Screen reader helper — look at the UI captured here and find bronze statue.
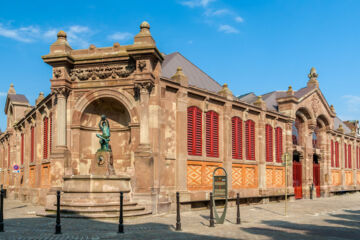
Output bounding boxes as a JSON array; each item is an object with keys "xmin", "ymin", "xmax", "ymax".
[{"xmin": 96, "ymin": 115, "xmax": 111, "ymax": 152}]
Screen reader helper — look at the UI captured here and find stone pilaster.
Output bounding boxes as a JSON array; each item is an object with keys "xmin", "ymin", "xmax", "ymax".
[{"xmin": 258, "ymin": 112, "xmax": 266, "ymax": 194}]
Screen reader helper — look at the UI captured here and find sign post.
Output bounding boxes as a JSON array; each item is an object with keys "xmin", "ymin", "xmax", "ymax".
[
  {"xmin": 282, "ymin": 152, "xmax": 291, "ymax": 216},
  {"xmin": 212, "ymin": 167, "xmax": 228, "ymax": 224}
]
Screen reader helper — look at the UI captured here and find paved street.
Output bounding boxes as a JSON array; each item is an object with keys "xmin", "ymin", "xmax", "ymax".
[{"xmin": 1, "ymin": 193, "xmax": 360, "ymax": 239}]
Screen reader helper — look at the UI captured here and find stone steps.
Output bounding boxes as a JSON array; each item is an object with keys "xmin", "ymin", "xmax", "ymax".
[{"xmin": 41, "ymin": 201, "xmax": 151, "ymax": 219}]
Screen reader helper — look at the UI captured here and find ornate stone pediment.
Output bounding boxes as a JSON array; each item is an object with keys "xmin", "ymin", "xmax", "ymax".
[{"xmin": 69, "ymin": 63, "xmax": 136, "ymax": 81}]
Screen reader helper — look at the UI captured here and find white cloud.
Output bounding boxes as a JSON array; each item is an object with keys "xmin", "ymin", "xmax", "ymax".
[
  {"xmin": 0, "ymin": 24, "xmax": 39, "ymax": 42},
  {"xmin": 218, "ymin": 24, "xmax": 239, "ymax": 34},
  {"xmin": 0, "ymin": 92, "xmax": 7, "ymax": 97},
  {"xmin": 180, "ymin": 0, "xmax": 215, "ymax": 8},
  {"xmin": 343, "ymin": 95, "xmax": 360, "ymax": 113},
  {"xmin": 205, "ymin": 8, "xmax": 231, "ymax": 17},
  {"xmin": 107, "ymin": 32, "xmax": 133, "ymax": 41},
  {"xmin": 235, "ymin": 16, "xmax": 244, "ymax": 23}
]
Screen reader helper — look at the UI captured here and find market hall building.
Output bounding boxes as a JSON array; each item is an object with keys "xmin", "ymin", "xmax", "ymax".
[{"xmin": 0, "ymin": 22, "xmax": 360, "ymax": 217}]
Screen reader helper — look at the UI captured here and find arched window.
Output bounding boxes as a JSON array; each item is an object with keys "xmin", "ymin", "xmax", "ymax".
[
  {"xmin": 348, "ymin": 144, "xmax": 352, "ymax": 169},
  {"xmin": 31, "ymin": 126, "xmax": 35, "ymax": 163},
  {"xmin": 344, "ymin": 143, "xmax": 348, "ymax": 168},
  {"xmin": 187, "ymin": 106, "xmax": 202, "ymax": 156},
  {"xmin": 21, "ymin": 133, "xmax": 24, "ymax": 165},
  {"xmin": 232, "ymin": 117, "xmax": 242, "ymax": 159},
  {"xmin": 275, "ymin": 127, "xmax": 283, "ymax": 163},
  {"xmin": 335, "ymin": 141, "xmax": 339, "ymax": 168},
  {"xmin": 331, "ymin": 140, "xmax": 334, "ymax": 167},
  {"xmin": 292, "ymin": 122, "xmax": 299, "ymax": 145},
  {"xmin": 245, "ymin": 120, "xmax": 255, "ymax": 160},
  {"xmin": 312, "ymin": 132, "xmax": 317, "ymax": 148},
  {"xmin": 206, "ymin": 111, "xmax": 219, "ymax": 157},
  {"xmin": 265, "ymin": 124, "xmax": 273, "ymax": 162},
  {"xmin": 43, "ymin": 117, "xmax": 49, "ymax": 159}
]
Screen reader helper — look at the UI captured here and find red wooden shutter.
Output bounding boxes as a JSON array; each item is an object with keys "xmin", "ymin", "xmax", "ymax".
[
  {"xmin": 275, "ymin": 127, "xmax": 283, "ymax": 163},
  {"xmin": 265, "ymin": 125, "xmax": 273, "ymax": 162},
  {"xmin": 31, "ymin": 126, "xmax": 34, "ymax": 163},
  {"xmin": 348, "ymin": 144, "xmax": 352, "ymax": 169},
  {"xmin": 206, "ymin": 111, "xmax": 219, "ymax": 157},
  {"xmin": 43, "ymin": 117, "xmax": 49, "ymax": 159},
  {"xmin": 331, "ymin": 140, "xmax": 334, "ymax": 167},
  {"xmin": 187, "ymin": 107, "xmax": 202, "ymax": 156},
  {"xmin": 246, "ymin": 120, "xmax": 255, "ymax": 160},
  {"xmin": 344, "ymin": 143, "xmax": 347, "ymax": 168},
  {"xmin": 21, "ymin": 133, "xmax": 24, "ymax": 165},
  {"xmin": 232, "ymin": 117, "xmax": 242, "ymax": 159},
  {"xmin": 8, "ymin": 143, "xmax": 10, "ymax": 168},
  {"xmin": 335, "ymin": 142, "xmax": 339, "ymax": 168},
  {"xmin": 50, "ymin": 113, "xmax": 52, "ymax": 154}
]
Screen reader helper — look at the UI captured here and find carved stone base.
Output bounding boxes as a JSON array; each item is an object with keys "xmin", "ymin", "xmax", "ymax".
[{"xmin": 90, "ymin": 151, "xmax": 115, "ymax": 175}]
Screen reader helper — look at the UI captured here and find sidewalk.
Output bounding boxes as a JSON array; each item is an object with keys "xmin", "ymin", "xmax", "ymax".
[{"xmin": 1, "ymin": 192, "xmax": 360, "ymax": 239}]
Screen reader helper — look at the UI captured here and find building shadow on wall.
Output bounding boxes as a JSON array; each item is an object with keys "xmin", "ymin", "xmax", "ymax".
[
  {"xmin": 0, "ymin": 217, "xmax": 240, "ymax": 240},
  {"xmin": 241, "ymin": 210, "xmax": 360, "ymax": 240}
]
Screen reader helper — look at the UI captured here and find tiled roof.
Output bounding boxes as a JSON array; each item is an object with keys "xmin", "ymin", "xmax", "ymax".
[
  {"xmin": 8, "ymin": 94, "xmax": 29, "ymax": 103},
  {"xmin": 334, "ymin": 117, "xmax": 352, "ymax": 134},
  {"xmin": 162, "ymin": 52, "xmax": 222, "ymax": 93},
  {"xmin": 237, "ymin": 92, "xmax": 258, "ymax": 104}
]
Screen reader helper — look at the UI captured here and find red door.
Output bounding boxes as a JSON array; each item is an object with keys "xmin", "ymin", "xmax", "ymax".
[
  {"xmin": 293, "ymin": 161, "xmax": 302, "ymax": 199},
  {"xmin": 313, "ymin": 163, "xmax": 320, "ymax": 197}
]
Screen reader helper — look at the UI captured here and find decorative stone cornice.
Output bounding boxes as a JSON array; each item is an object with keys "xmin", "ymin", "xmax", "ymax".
[
  {"xmin": 69, "ymin": 63, "xmax": 136, "ymax": 81},
  {"xmin": 53, "ymin": 87, "xmax": 70, "ymax": 98},
  {"xmin": 254, "ymin": 96, "xmax": 266, "ymax": 110}
]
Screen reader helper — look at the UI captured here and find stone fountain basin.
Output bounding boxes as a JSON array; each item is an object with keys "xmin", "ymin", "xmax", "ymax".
[{"xmin": 63, "ymin": 175, "xmax": 131, "ymax": 193}]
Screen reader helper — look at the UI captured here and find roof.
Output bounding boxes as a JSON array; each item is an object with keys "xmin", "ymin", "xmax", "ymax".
[
  {"xmin": 4, "ymin": 94, "xmax": 29, "ymax": 114},
  {"xmin": 237, "ymin": 92, "xmax": 258, "ymax": 104},
  {"xmin": 8, "ymin": 94, "xmax": 29, "ymax": 103},
  {"xmin": 334, "ymin": 116, "xmax": 352, "ymax": 134},
  {"xmin": 161, "ymin": 52, "xmax": 222, "ymax": 93}
]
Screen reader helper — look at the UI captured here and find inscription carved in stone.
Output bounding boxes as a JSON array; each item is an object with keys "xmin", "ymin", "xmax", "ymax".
[{"xmin": 69, "ymin": 63, "xmax": 136, "ymax": 81}]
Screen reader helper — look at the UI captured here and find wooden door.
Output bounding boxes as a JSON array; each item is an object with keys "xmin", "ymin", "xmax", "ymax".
[
  {"xmin": 313, "ymin": 163, "xmax": 320, "ymax": 197},
  {"xmin": 293, "ymin": 161, "xmax": 302, "ymax": 199}
]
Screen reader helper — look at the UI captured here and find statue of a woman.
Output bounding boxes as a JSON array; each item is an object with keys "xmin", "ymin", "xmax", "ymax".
[{"xmin": 96, "ymin": 115, "xmax": 111, "ymax": 151}]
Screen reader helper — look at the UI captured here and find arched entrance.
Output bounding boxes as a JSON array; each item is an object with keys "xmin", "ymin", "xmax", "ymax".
[
  {"xmin": 313, "ymin": 154, "xmax": 320, "ymax": 197},
  {"xmin": 293, "ymin": 150, "xmax": 302, "ymax": 199}
]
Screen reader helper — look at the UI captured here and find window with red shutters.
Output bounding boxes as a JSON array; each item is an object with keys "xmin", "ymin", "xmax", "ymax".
[
  {"xmin": 187, "ymin": 106, "xmax": 202, "ymax": 156},
  {"xmin": 344, "ymin": 143, "xmax": 347, "ymax": 168},
  {"xmin": 232, "ymin": 117, "xmax": 242, "ymax": 159},
  {"xmin": 265, "ymin": 124, "xmax": 273, "ymax": 162},
  {"xmin": 206, "ymin": 111, "xmax": 219, "ymax": 157},
  {"xmin": 331, "ymin": 140, "xmax": 334, "ymax": 167},
  {"xmin": 8, "ymin": 143, "xmax": 10, "ymax": 168},
  {"xmin": 246, "ymin": 120, "xmax": 255, "ymax": 160},
  {"xmin": 275, "ymin": 127, "xmax": 283, "ymax": 163},
  {"xmin": 357, "ymin": 146, "xmax": 359, "ymax": 169},
  {"xmin": 31, "ymin": 126, "xmax": 35, "ymax": 163},
  {"xmin": 21, "ymin": 133, "xmax": 24, "ymax": 165},
  {"xmin": 50, "ymin": 113, "xmax": 52, "ymax": 154},
  {"xmin": 43, "ymin": 117, "xmax": 49, "ymax": 159},
  {"xmin": 348, "ymin": 144, "xmax": 352, "ymax": 169},
  {"xmin": 335, "ymin": 141, "xmax": 339, "ymax": 168}
]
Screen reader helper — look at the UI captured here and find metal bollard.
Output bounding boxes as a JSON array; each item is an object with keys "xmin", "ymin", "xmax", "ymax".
[
  {"xmin": 176, "ymin": 192, "xmax": 181, "ymax": 231},
  {"xmin": 118, "ymin": 192, "xmax": 124, "ymax": 233},
  {"xmin": 55, "ymin": 191, "xmax": 61, "ymax": 234},
  {"xmin": 310, "ymin": 183, "xmax": 314, "ymax": 200},
  {"xmin": 0, "ymin": 189, "xmax": 4, "ymax": 232},
  {"xmin": 209, "ymin": 192, "xmax": 215, "ymax": 227},
  {"xmin": 236, "ymin": 193, "xmax": 241, "ymax": 224}
]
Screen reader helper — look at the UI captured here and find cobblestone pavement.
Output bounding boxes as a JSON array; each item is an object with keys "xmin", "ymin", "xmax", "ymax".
[{"xmin": 1, "ymin": 193, "xmax": 360, "ymax": 239}]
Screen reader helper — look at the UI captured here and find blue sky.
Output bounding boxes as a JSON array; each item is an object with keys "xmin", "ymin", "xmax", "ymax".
[{"xmin": 1, "ymin": 0, "xmax": 360, "ymax": 131}]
